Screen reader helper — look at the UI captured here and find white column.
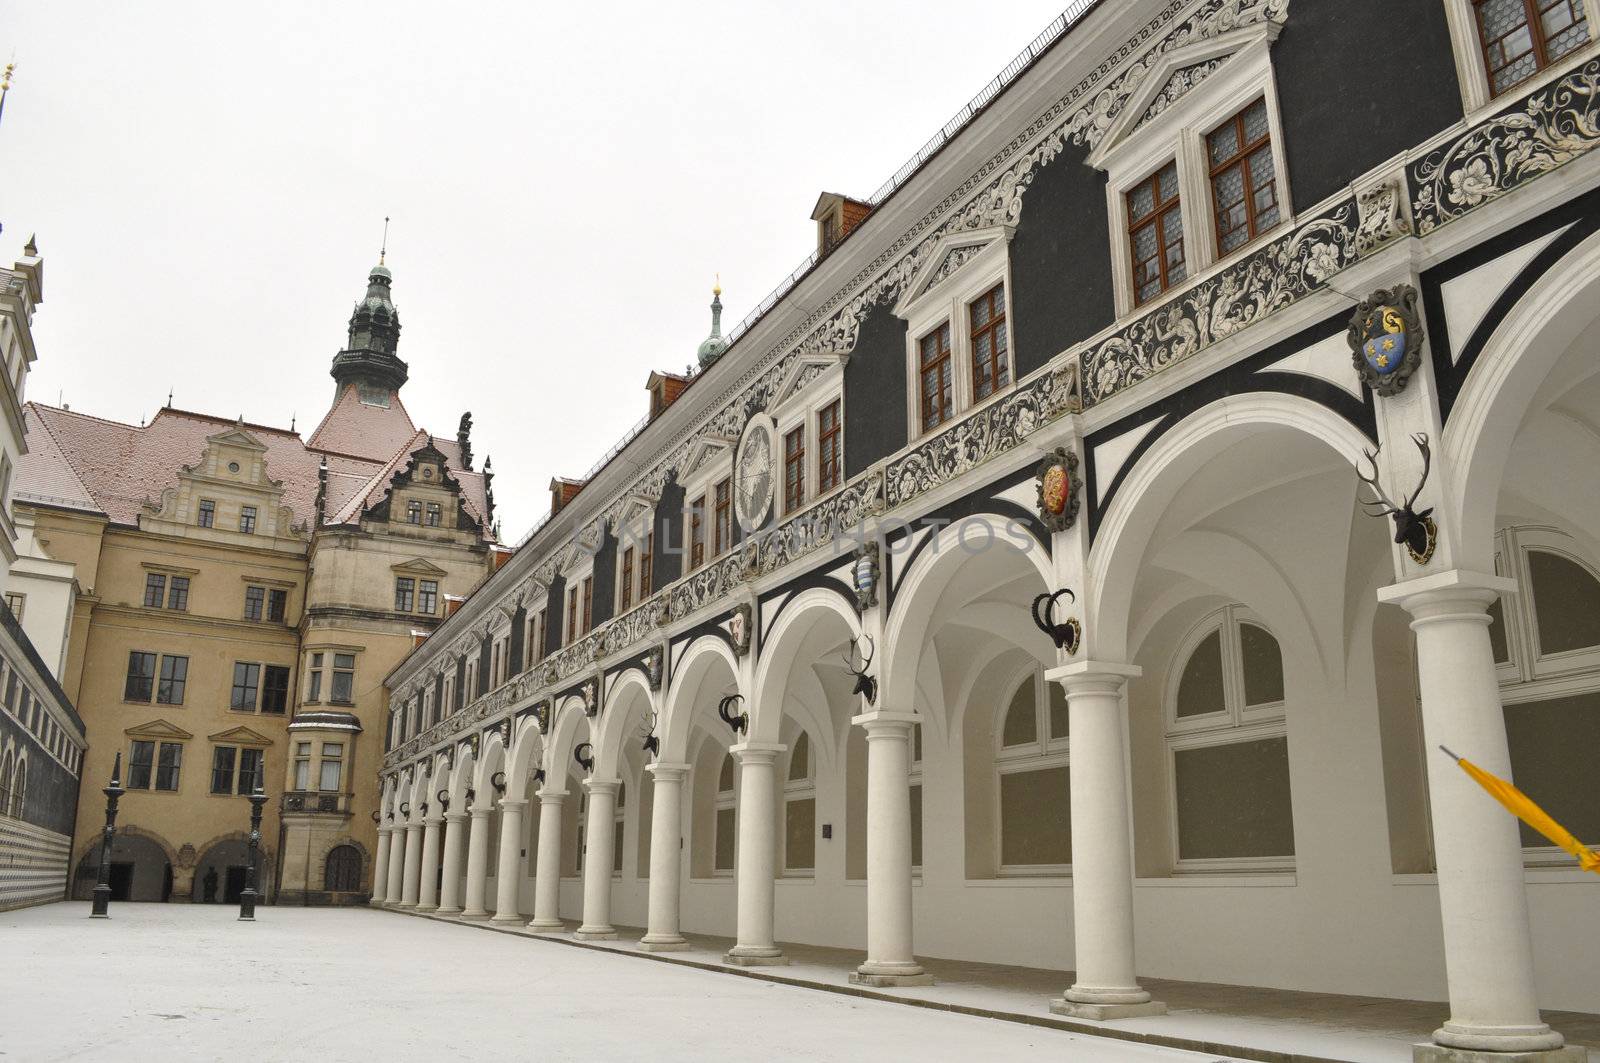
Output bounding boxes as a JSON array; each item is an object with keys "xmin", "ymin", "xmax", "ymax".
[
  {"xmin": 436, "ymin": 810, "xmax": 468, "ymax": 914},
  {"xmin": 1049, "ymin": 661, "xmax": 1165, "ymax": 1020},
  {"xmin": 417, "ymin": 813, "xmax": 444, "ymax": 912},
  {"xmin": 575, "ymin": 779, "xmax": 620, "ymax": 940},
  {"xmin": 724, "ymin": 742, "xmax": 786, "ymax": 966},
  {"xmin": 640, "ymin": 763, "xmax": 690, "ymax": 951},
  {"xmin": 399, "ymin": 821, "xmax": 424, "ymax": 908},
  {"xmin": 384, "ymin": 819, "xmax": 405, "ymax": 905},
  {"xmin": 460, "ymin": 806, "xmax": 493, "ymax": 920},
  {"xmin": 370, "ymin": 826, "xmax": 392, "ymax": 905},
  {"xmin": 850, "ymin": 711, "xmax": 932, "ymax": 986},
  {"xmin": 490, "ymin": 797, "xmax": 528, "ymax": 924},
  {"xmin": 528, "ymin": 789, "xmax": 567, "ymax": 931},
  {"xmin": 1378, "ymin": 571, "xmax": 1571, "ymax": 1057}
]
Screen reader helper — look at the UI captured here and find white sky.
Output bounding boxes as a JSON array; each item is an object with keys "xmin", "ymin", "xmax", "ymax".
[{"xmin": 0, "ymin": 0, "xmax": 1068, "ymax": 539}]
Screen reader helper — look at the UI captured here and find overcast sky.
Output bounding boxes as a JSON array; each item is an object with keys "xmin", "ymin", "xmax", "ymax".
[{"xmin": 1, "ymin": 0, "xmax": 1068, "ymax": 539}]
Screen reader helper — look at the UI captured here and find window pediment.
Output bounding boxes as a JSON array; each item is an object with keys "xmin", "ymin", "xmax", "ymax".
[
  {"xmin": 769, "ymin": 353, "xmax": 845, "ymax": 418},
  {"xmin": 125, "ymin": 719, "xmax": 194, "ymax": 741},
  {"xmin": 393, "ymin": 557, "xmax": 449, "ymax": 577},
  {"xmin": 208, "ymin": 725, "xmax": 273, "ymax": 748},
  {"xmin": 682, "ymin": 436, "xmax": 736, "ymax": 482},
  {"xmin": 893, "ymin": 224, "xmax": 1013, "ymax": 320}
]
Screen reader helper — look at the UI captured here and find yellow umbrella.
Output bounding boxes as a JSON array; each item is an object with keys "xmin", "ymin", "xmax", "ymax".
[{"xmin": 1439, "ymin": 746, "xmax": 1600, "ymax": 874}]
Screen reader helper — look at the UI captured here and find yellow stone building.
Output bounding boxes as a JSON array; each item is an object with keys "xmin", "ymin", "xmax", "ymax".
[{"xmin": 13, "ymin": 259, "xmax": 500, "ymax": 904}]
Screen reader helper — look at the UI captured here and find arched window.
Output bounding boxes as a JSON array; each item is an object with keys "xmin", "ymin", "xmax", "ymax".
[
  {"xmin": 1486, "ymin": 527, "xmax": 1600, "ymax": 858},
  {"xmin": 324, "ymin": 844, "xmax": 361, "ymax": 892},
  {"xmin": 996, "ymin": 669, "xmax": 1071, "ymax": 874},
  {"xmin": 1166, "ymin": 605, "xmax": 1293, "ymax": 870},
  {"xmin": 783, "ymin": 732, "xmax": 815, "ymax": 874},
  {"xmin": 0, "ymin": 751, "xmax": 13, "ymax": 817},
  {"xmin": 11, "ymin": 757, "xmax": 24, "ymax": 818},
  {"xmin": 612, "ymin": 781, "xmax": 626, "ymax": 874},
  {"xmin": 714, "ymin": 753, "xmax": 736, "ymax": 874}
]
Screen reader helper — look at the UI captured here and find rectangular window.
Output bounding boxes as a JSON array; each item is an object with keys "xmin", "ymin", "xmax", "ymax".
[
  {"xmin": 817, "ymin": 400, "xmax": 842, "ymax": 494},
  {"xmin": 129, "ymin": 740, "xmax": 155, "ymax": 790},
  {"xmin": 713, "ymin": 478, "xmax": 732, "ymax": 556},
  {"xmin": 785, "ymin": 797, "xmax": 816, "ymax": 871},
  {"xmin": 237, "ymin": 748, "xmax": 263, "ymax": 795},
  {"xmin": 1475, "ymin": 0, "xmax": 1591, "ymax": 96},
  {"xmin": 394, "ymin": 577, "xmax": 415, "ymax": 613},
  {"xmin": 143, "ymin": 573, "xmax": 166, "ymax": 609},
  {"xmin": 239, "ymin": 505, "xmax": 257, "ymax": 534},
  {"xmin": 1207, "ymin": 98, "xmax": 1279, "ymax": 255},
  {"xmin": 261, "ymin": 665, "xmax": 290, "ymax": 714},
  {"xmin": 155, "ymin": 742, "xmax": 182, "ymax": 791},
  {"xmin": 715, "ymin": 807, "xmax": 736, "ymax": 872},
  {"xmin": 331, "ymin": 654, "xmax": 355, "ymax": 704},
  {"xmin": 566, "ymin": 585, "xmax": 578, "ymax": 644},
  {"xmin": 197, "ymin": 499, "xmax": 215, "ymax": 528},
  {"xmin": 168, "ymin": 576, "xmax": 190, "ymax": 612},
  {"xmin": 157, "ymin": 655, "xmax": 188, "ymax": 705},
  {"xmin": 581, "ymin": 576, "xmax": 593, "ymax": 635},
  {"xmin": 689, "ymin": 497, "xmax": 705, "ymax": 570},
  {"xmin": 1173, "ymin": 737, "xmax": 1295, "ymax": 860},
  {"xmin": 784, "ymin": 426, "xmax": 806, "ymax": 513},
  {"xmin": 418, "ymin": 580, "xmax": 438, "ymax": 615},
  {"xmin": 620, "ymin": 547, "xmax": 635, "ymax": 612},
  {"xmin": 294, "ymin": 742, "xmax": 311, "ymax": 790},
  {"xmin": 425, "ymin": 502, "xmax": 442, "ymax": 527},
  {"xmin": 210, "ymin": 746, "xmax": 237, "ymax": 795},
  {"xmin": 969, "ymin": 283, "xmax": 1010, "ymax": 401},
  {"xmin": 319, "ymin": 743, "xmax": 343, "ymax": 792},
  {"xmin": 406, "ymin": 500, "xmax": 422, "ymax": 524},
  {"xmin": 231, "ymin": 662, "xmax": 261, "ymax": 710},
  {"xmin": 244, "ymin": 586, "xmax": 266, "ymax": 622},
  {"xmin": 307, "ymin": 652, "xmax": 323, "ymax": 702},
  {"xmin": 1128, "ymin": 161, "xmax": 1185, "ymax": 306},
  {"xmin": 2, "ymin": 592, "xmax": 22, "ymax": 622},
  {"xmin": 267, "ymin": 588, "xmax": 287, "ymax": 623},
  {"xmin": 640, "ymin": 531, "xmax": 654, "ymax": 598},
  {"xmin": 918, "ymin": 322, "xmax": 954, "ymax": 432},
  {"xmin": 125, "ymin": 651, "xmax": 157, "ymax": 702}
]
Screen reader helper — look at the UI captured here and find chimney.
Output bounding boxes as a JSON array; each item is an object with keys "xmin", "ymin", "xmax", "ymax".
[
  {"xmin": 491, "ymin": 545, "xmax": 514, "ymax": 571},
  {"xmin": 444, "ymin": 595, "xmax": 466, "ymax": 618},
  {"xmin": 646, "ymin": 370, "xmax": 690, "ymax": 421},
  {"xmin": 811, "ymin": 192, "xmax": 872, "ymax": 256},
  {"xmin": 550, "ymin": 477, "xmax": 586, "ymax": 515}
]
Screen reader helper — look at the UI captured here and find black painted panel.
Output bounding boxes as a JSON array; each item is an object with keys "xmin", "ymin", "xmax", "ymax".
[
  {"xmin": 477, "ymin": 636, "xmax": 491, "ymax": 696},
  {"xmin": 454, "ymin": 654, "xmax": 467, "ymax": 710},
  {"xmin": 508, "ymin": 606, "xmax": 526, "ymax": 677},
  {"xmin": 843, "ymin": 301, "xmax": 909, "ymax": 479},
  {"xmin": 590, "ymin": 530, "xmax": 618, "ymax": 627},
  {"xmin": 653, "ymin": 477, "xmax": 685, "ymax": 591},
  {"xmin": 545, "ymin": 576, "xmax": 565, "ymax": 657},
  {"xmin": 1274, "ymin": 0, "xmax": 1462, "ymax": 211}
]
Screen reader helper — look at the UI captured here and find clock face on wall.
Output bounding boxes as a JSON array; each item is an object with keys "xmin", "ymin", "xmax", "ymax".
[{"xmin": 734, "ymin": 415, "xmax": 776, "ymax": 531}]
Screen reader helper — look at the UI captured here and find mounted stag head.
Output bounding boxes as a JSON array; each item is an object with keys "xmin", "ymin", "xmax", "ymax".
[
  {"xmin": 640, "ymin": 709, "xmax": 661, "ymax": 758},
  {"xmin": 1357, "ymin": 433, "xmax": 1437, "ymax": 564},
  {"xmin": 574, "ymin": 742, "xmax": 595, "ymax": 774},
  {"xmin": 1031, "ymin": 588, "xmax": 1082, "ymax": 655},
  {"xmin": 532, "ymin": 768, "xmax": 546, "ymax": 785},
  {"xmin": 842, "ymin": 635, "xmax": 878, "ymax": 706},
  {"xmin": 718, "ymin": 694, "xmax": 748, "ymax": 737}
]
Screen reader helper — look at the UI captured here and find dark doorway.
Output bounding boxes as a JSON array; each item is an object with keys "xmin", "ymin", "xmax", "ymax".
[
  {"xmin": 223, "ymin": 866, "xmax": 248, "ymax": 904},
  {"xmin": 109, "ymin": 863, "xmax": 134, "ymax": 901}
]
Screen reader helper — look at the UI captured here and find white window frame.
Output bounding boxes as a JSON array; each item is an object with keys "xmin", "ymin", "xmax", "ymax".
[
  {"xmin": 1089, "ymin": 27, "xmax": 1292, "ymax": 317},
  {"xmin": 563, "ymin": 560, "xmax": 595, "ymax": 643},
  {"xmin": 781, "ymin": 732, "xmax": 816, "ymax": 878},
  {"xmin": 769, "ymin": 362, "xmax": 847, "ymax": 515},
  {"xmin": 1442, "ymin": 0, "xmax": 1600, "ymax": 120},
  {"xmin": 993, "ymin": 665, "xmax": 1072, "ymax": 877},
  {"xmin": 713, "ymin": 753, "xmax": 737, "ymax": 878}
]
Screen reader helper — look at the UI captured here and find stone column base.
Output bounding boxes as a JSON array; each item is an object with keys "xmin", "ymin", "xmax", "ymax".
[
  {"xmin": 489, "ymin": 914, "xmax": 526, "ymax": 926},
  {"xmin": 574, "ymin": 926, "xmax": 618, "ymax": 941},
  {"xmin": 416, "ymin": 905, "xmax": 438, "ymax": 914},
  {"xmin": 851, "ymin": 971, "xmax": 935, "ymax": 988},
  {"xmin": 638, "ymin": 936, "xmax": 690, "ymax": 952},
  {"xmin": 459, "ymin": 909, "xmax": 490, "ymax": 921},
  {"xmin": 1415, "ymin": 1046, "xmax": 1587, "ymax": 1063},
  {"xmin": 724, "ymin": 947, "xmax": 788, "ymax": 967},
  {"xmin": 1051, "ymin": 998, "xmax": 1167, "ymax": 1021},
  {"xmin": 435, "ymin": 906, "xmax": 462, "ymax": 916},
  {"xmin": 526, "ymin": 919, "xmax": 565, "ymax": 933}
]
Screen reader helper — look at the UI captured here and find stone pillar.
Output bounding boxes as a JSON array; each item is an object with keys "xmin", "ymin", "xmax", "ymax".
[
  {"xmin": 384, "ymin": 820, "xmax": 405, "ymax": 905},
  {"xmin": 640, "ymin": 763, "xmax": 690, "ymax": 952},
  {"xmin": 436, "ymin": 810, "xmax": 468, "ymax": 914},
  {"xmin": 575, "ymin": 779, "xmax": 620, "ymax": 940},
  {"xmin": 417, "ymin": 814, "xmax": 444, "ymax": 912},
  {"xmin": 460, "ymin": 806, "xmax": 493, "ymax": 920},
  {"xmin": 490, "ymin": 798, "xmax": 528, "ymax": 925},
  {"xmin": 399, "ymin": 821, "xmax": 424, "ymax": 908},
  {"xmin": 370, "ymin": 825, "xmax": 392, "ymax": 905},
  {"xmin": 1378, "ymin": 571, "xmax": 1579, "ymax": 1061},
  {"xmin": 1049, "ymin": 661, "xmax": 1165, "ymax": 1020},
  {"xmin": 850, "ymin": 711, "xmax": 932, "ymax": 986},
  {"xmin": 528, "ymin": 790, "xmax": 567, "ymax": 931},
  {"xmin": 724, "ymin": 742, "xmax": 786, "ymax": 966}
]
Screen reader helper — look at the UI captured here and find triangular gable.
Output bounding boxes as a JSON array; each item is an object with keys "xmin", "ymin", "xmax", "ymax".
[
  {"xmin": 682, "ymin": 436, "xmax": 735, "ymax": 481},
  {"xmin": 125, "ymin": 719, "xmax": 195, "ymax": 741},
  {"xmin": 207, "ymin": 725, "xmax": 274, "ymax": 748},
  {"xmin": 770, "ymin": 353, "xmax": 846, "ymax": 413},
  {"xmin": 393, "ymin": 557, "xmax": 450, "ymax": 577},
  {"xmin": 203, "ymin": 426, "xmax": 268, "ymax": 453},
  {"xmin": 893, "ymin": 224, "xmax": 1013, "ymax": 318}
]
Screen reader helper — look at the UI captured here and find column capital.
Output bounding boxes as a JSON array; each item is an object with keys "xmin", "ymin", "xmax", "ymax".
[
  {"xmin": 582, "ymin": 777, "xmax": 621, "ymax": 797},
  {"xmin": 729, "ymin": 741, "xmax": 785, "ymax": 765},
  {"xmin": 443, "ymin": 809, "xmax": 469, "ymax": 823},
  {"xmin": 468, "ymin": 804, "xmax": 495, "ymax": 819},
  {"xmin": 1376, "ymin": 568, "xmax": 1514, "ymax": 619},
  {"xmin": 498, "ymin": 797, "xmax": 530, "ymax": 811},
  {"xmin": 423, "ymin": 813, "xmax": 445, "ymax": 826},
  {"xmin": 851, "ymin": 709, "xmax": 920, "ymax": 735},
  {"xmin": 376, "ymin": 824, "xmax": 393, "ymax": 836},
  {"xmin": 404, "ymin": 820, "xmax": 425, "ymax": 832},
  {"xmin": 1046, "ymin": 660, "xmax": 1141, "ymax": 693},
  {"xmin": 645, "ymin": 761, "xmax": 690, "ymax": 782},
  {"xmin": 537, "ymin": 789, "xmax": 569, "ymax": 805}
]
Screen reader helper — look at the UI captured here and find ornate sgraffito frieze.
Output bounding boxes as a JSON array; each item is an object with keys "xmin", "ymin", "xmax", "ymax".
[
  {"xmin": 1354, "ymin": 175, "xmax": 1413, "ymax": 256},
  {"xmin": 1135, "ymin": 57, "xmax": 1230, "ymax": 129},
  {"xmin": 1082, "ymin": 197, "xmax": 1359, "ymax": 406},
  {"xmin": 668, "ymin": 551, "xmax": 746, "ymax": 622},
  {"xmin": 600, "ymin": 596, "xmax": 668, "ymax": 657},
  {"xmin": 1411, "ymin": 58, "xmax": 1600, "ymax": 235},
  {"xmin": 887, "ymin": 363, "xmax": 1080, "ymax": 507},
  {"xmin": 745, "ymin": 469, "xmax": 886, "ymax": 579}
]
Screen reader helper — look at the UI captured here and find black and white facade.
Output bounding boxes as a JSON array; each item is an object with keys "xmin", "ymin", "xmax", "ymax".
[{"xmin": 378, "ymin": 2, "xmax": 1600, "ymax": 1057}]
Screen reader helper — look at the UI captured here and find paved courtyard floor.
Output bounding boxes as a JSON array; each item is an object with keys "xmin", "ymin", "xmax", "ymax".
[{"xmin": 1, "ymin": 902, "xmax": 1245, "ymax": 1062}]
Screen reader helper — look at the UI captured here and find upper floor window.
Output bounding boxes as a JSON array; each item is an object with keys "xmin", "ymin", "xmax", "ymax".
[
  {"xmin": 1128, "ymin": 162, "xmax": 1186, "ymax": 306},
  {"xmin": 406, "ymin": 500, "xmax": 423, "ymax": 524},
  {"xmin": 2, "ymin": 592, "xmax": 22, "ymax": 621},
  {"xmin": 425, "ymin": 502, "xmax": 442, "ymax": 527},
  {"xmin": 969, "ymin": 284, "xmax": 1010, "ymax": 401},
  {"xmin": 307, "ymin": 653, "xmax": 323, "ymax": 702},
  {"xmin": 330, "ymin": 654, "xmax": 355, "ymax": 704},
  {"xmin": 268, "ymin": 588, "xmax": 287, "ymax": 622},
  {"xmin": 128, "ymin": 738, "xmax": 183, "ymax": 792},
  {"xmin": 231, "ymin": 663, "xmax": 261, "ymax": 711},
  {"xmin": 817, "ymin": 400, "xmax": 842, "ymax": 494},
  {"xmin": 395, "ymin": 577, "xmax": 415, "ymax": 612},
  {"xmin": 239, "ymin": 505, "xmax": 257, "ymax": 535},
  {"xmin": 197, "ymin": 499, "xmax": 215, "ymax": 528},
  {"xmin": 144, "ymin": 574, "xmax": 166, "ymax": 609},
  {"xmin": 158, "ymin": 655, "xmax": 188, "ymax": 706},
  {"xmin": 566, "ymin": 584, "xmax": 579, "ymax": 643},
  {"xmin": 1207, "ymin": 99, "xmax": 1279, "ymax": 255},
  {"xmin": 319, "ymin": 742, "xmax": 344, "ymax": 791},
  {"xmin": 783, "ymin": 426, "xmax": 806, "ymax": 514},
  {"xmin": 918, "ymin": 323, "xmax": 954, "ymax": 432},
  {"xmin": 620, "ymin": 547, "xmax": 635, "ymax": 612},
  {"xmin": 581, "ymin": 576, "xmax": 594, "ymax": 635},
  {"xmin": 210, "ymin": 745, "xmax": 263, "ymax": 795},
  {"xmin": 244, "ymin": 586, "xmax": 266, "ymax": 621},
  {"xmin": 639, "ymin": 531, "xmax": 654, "ymax": 598},
  {"xmin": 293, "ymin": 741, "xmax": 312, "ymax": 790},
  {"xmin": 1475, "ymin": 0, "xmax": 1591, "ymax": 95},
  {"xmin": 418, "ymin": 579, "xmax": 438, "ymax": 615},
  {"xmin": 713, "ymin": 478, "xmax": 732, "ymax": 556},
  {"xmin": 689, "ymin": 497, "xmax": 706, "ymax": 571}
]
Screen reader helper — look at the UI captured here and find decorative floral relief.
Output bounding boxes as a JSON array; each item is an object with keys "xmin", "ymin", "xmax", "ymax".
[
  {"xmin": 1135, "ymin": 57, "xmax": 1230, "ymax": 128},
  {"xmin": 887, "ymin": 364, "xmax": 1080, "ymax": 507},
  {"xmin": 746, "ymin": 470, "xmax": 886, "ymax": 578},
  {"xmin": 668, "ymin": 552, "xmax": 746, "ymax": 622},
  {"xmin": 1082, "ymin": 198, "xmax": 1359, "ymax": 406},
  {"xmin": 1411, "ymin": 59, "xmax": 1600, "ymax": 235},
  {"xmin": 600, "ymin": 596, "xmax": 668, "ymax": 656}
]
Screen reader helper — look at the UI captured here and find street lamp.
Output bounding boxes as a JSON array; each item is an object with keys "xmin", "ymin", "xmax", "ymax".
[
  {"xmin": 89, "ymin": 752, "xmax": 126, "ymax": 919},
  {"xmin": 238, "ymin": 760, "xmax": 268, "ymax": 921}
]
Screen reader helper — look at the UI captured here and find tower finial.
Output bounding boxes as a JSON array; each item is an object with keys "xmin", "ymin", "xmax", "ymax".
[
  {"xmin": 379, "ymin": 215, "xmax": 390, "ymax": 266},
  {"xmin": 714, "ymin": 272, "xmax": 721, "ymax": 297},
  {"xmin": 0, "ymin": 58, "xmax": 16, "ymax": 130}
]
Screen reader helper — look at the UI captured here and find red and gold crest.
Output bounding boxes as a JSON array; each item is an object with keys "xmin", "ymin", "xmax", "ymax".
[
  {"xmin": 1034, "ymin": 446, "xmax": 1081, "ymax": 532},
  {"xmin": 1041, "ymin": 463, "xmax": 1071, "ymax": 515}
]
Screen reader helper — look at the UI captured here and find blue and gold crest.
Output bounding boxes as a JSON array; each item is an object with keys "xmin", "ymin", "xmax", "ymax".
[{"xmin": 1349, "ymin": 285, "xmax": 1423, "ymax": 397}]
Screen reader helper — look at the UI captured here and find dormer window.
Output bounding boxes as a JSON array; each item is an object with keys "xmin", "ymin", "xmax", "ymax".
[
  {"xmin": 425, "ymin": 502, "xmax": 442, "ymax": 527},
  {"xmin": 197, "ymin": 499, "xmax": 215, "ymax": 528},
  {"xmin": 810, "ymin": 192, "xmax": 872, "ymax": 256},
  {"xmin": 240, "ymin": 506, "xmax": 257, "ymax": 535},
  {"xmin": 406, "ymin": 500, "xmax": 422, "ymax": 525}
]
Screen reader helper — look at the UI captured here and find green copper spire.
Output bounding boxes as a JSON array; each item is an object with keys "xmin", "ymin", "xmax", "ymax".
[{"xmin": 696, "ymin": 278, "xmax": 727, "ymax": 369}]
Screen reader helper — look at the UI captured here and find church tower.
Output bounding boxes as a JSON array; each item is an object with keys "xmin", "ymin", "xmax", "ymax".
[{"xmin": 329, "ymin": 259, "xmax": 408, "ymax": 405}]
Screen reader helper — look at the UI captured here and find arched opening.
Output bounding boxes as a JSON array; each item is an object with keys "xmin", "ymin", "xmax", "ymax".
[
  {"xmin": 324, "ymin": 844, "xmax": 362, "ymax": 892},
  {"xmin": 194, "ymin": 837, "xmax": 270, "ymax": 905},
  {"xmin": 72, "ymin": 832, "xmax": 174, "ymax": 903}
]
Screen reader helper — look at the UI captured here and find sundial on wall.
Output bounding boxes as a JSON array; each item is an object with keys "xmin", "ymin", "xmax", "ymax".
[{"xmin": 734, "ymin": 413, "xmax": 776, "ymax": 531}]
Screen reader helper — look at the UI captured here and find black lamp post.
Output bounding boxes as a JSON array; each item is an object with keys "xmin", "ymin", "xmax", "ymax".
[
  {"xmin": 89, "ymin": 752, "xmax": 126, "ymax": 919},
  {"xmin": 238, "ymin": 761, "xmax": 268, "ymax": 921}
]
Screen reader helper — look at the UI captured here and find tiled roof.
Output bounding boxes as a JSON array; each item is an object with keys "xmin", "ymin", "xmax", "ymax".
[
  {"xmin": 18, "ymin": 401, "xmax": 493, "ymax": 540},
  {"xmin": 306, "ymin": 384, "xmax": 420, "ymax": 462}
]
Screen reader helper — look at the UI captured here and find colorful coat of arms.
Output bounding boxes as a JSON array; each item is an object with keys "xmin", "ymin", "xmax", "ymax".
[
  {"xmin": 1348, "ymin": 285, "xmax": 1424, "ymax": 397},
  {"xmin": 1034, "ymin": 446, "xmax": 1081, "ymax": 533}
]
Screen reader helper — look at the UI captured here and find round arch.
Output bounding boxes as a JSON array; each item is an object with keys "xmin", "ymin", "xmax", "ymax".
[
  {"xmin": 593, "ymin": 670, "xmax": 655, "ymax": 778},
  {"xmin": 506, "ymin": 715, "xmax": 545, "ymax": 789},
  {"xmin": 749, "ymin": 586, "xmax": 860, "ymax": 745},
  {"xmin": 543, "ymin": 696, "xmax": 593, "ymax": 784},
  {"xmin": 473, "ymin": 732, "xmax": 508, "ymax": 808},
  {"xmin": 659, "ymin": 635, "xmax": 741, "ymax": 763}
]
